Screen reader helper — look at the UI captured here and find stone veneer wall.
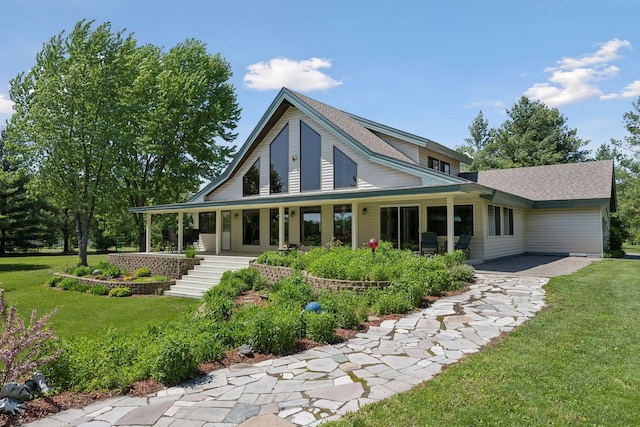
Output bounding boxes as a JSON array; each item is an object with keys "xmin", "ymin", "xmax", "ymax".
[
  {"xmin": 108, "ymin": 253, "xmax": 203, "ymax": 279},
  {"xmin": 250, "ymin": 263, "xmax": 389, "ymax": 293},
  {"xmin": 54, "ymin": 274, "xmax": 174, "ymax": 295}
]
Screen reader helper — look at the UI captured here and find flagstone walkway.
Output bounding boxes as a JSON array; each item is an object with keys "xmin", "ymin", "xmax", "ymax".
[{"xmin": 26, "ymin": 273, "xmax": 547, "ymax": 427}]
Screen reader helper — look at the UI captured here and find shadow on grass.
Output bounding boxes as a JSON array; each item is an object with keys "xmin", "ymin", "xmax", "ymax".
[{"xmin": 0, "ymin": 263, "xmax": 50, "ymax": 272}]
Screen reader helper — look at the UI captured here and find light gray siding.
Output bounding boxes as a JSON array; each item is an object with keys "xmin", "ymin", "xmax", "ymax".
[
  {"xmin": 525, "ymin": 208, "xmax": 603, "ymax": 256},
  {"xmin": 483, "ymin": 202, "xmax": 526, "ymax": 260}
]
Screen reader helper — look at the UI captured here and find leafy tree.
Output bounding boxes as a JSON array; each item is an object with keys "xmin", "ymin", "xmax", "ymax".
[
  {"xmin": 7, "ymin": 20, "xmax": 240, "ymax": 264},
  {"xmin": 458, "ymin": 97, "xmax": 590, "ymax": 170}
]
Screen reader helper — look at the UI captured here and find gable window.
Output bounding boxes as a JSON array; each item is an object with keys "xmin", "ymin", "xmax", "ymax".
[
  {"xmin": 301, "ymin": 206, "xmax": 321, "ymax": 246},
  {"xmin": 243, "ymin": 209, "xmax": 260, "ymax": 245},
  {"xmin": 488, "ymin": 205, "xmax": 501, "ymax": 236},
  {"xmin": 270, "ymin": 208, "xmax": 289, "ymax": 246},
  {"xmin": 333, "ymin": 205, "xmax": 352, "ymax": 245},
  {"xmin": 300, "ymin": 121, "xmax": 321, "ymax": 191},
  {"xmin": 441, "ymin": 161, "xmax": 451, "ymax": 174},
  {"xmin": 428, "ymin": 157, "xmax": 439, "ymax": 171},
  {"xmin": 503, "ymin": 207, "xmax": 514, "ymax": 235},
  {"xmin": 243, "ymin": 159, "xmax": 260, "ymax": 196},
  {"xmin": 199, "ymin": 212, "xmax": 216, "ymax": 234},
  {"xmin": 333, "ymin": 147, "xmax": 357, "ymax": 189},
  {"xmin": 270, "ymin": 125, "xmax": 289, "ymax": 194},
  {"xmin": 426, "ymin": 205, "xmax": 474, "ymax": 236}
]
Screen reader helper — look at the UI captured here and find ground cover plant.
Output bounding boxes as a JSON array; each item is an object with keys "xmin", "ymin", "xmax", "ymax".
[{"xmin": 326, "ymin": 259, "xmax": 640, "ymax": 426}]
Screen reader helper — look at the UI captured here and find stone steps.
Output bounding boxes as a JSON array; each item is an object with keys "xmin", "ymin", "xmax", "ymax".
[{"xmin": 165, "ymin": 255, "xmax": 255, "ymax": 299}]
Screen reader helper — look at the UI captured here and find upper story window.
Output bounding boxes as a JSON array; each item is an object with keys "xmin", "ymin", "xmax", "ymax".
[
  {"xmin": 441, "ymin": 161, "xmax": 451, "ymax": 174},
  {"xmin": 333, "ymin": 147, "xmax": 357, "ymax": 189},
  {"xmin": 270, "ymin": 125, "xmax": 289, "ymax": 194},
  {"xmin": 300, "ymin": 121, "xmax": 321, "ymax": 191},
  {"xmin": 243, "ymin": 158, "xmax": 260, "ymax": 197},
  {"xmin": 428, "ymin": 157, "xmax": 439, "ymax": 171}
]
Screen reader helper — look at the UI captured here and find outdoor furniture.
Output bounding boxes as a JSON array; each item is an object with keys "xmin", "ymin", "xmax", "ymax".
[
  {"xmin": 184, "ymin": 228, "xmax": 200, "ymax": 247},
  {"xmin": 455, "ymin": 234, "xmax": 472, "ymax": 259},
  {"xmin": 420, "ymin": 232, "xmax": 439, "ymax": 256},
  {"xmin": 161, "ymin": 229, "xmax": 178, "ymax": 251}
]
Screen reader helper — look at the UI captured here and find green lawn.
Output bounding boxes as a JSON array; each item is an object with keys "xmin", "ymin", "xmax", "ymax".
[
  {"xmin": 328, "ymin": 259, "xmax": 640, "ymax": 426},
  {"xmin": 0, "ymin": 253, "xmax": 196, "ymax": 339},
  {"xmin": 623, "ymin": 242, "xmax": 640, "ymax": 252}
]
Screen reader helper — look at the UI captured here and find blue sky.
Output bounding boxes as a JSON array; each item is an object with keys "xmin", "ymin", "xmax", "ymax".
[{"xmin": 1, "ymin": 0, "xmax": 639, "ymax": 155}]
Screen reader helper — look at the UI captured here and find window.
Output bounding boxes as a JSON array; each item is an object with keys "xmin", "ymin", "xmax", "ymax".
[
  {"xmin": 426, "ymin": 205, "xmax": 474, "ymax": 236},
  {"xmin": 333, "ymin": 205, "xmax": 352, "ymax": 245},
  {"xmin": 441, "ymin": 161, "xmax": 451, "ymax": 174},
  {"xmin": 243, "ymin": 159, "xmax": 260, "ymax": 196},
  {"xmin": 488, "ymin": 205, "xmax": 501, "ymax": 236},
  {"xmin": 199, "ymin": 212, "xmax": 216, "ymax": 234},
  {"xmin": 503, "ymin": 207, "xmax": 514, "ymax": 235},
  {"xmin": 270, "ymin": 125, "xmax": 289, "ymax": 194},
  {"xmin": 270, "ymin": 208, "xmax": 289, "ymax": 246},
  {"xmin": 334, "ymin": 147, "xmax": 357, "ymax": 189},
  {"xmin": 428, "ymin": 157, "xmax": 439, "ymax": 170},
  {"xmin": 300, "ymin": 121, "xmax": 321, "ymax": 191},
  {"xmin": 301, "ymin": 206, "xmax": 321, "ymax": 246},
  {"xmin": 242, "ymin": 210, "xmax": 260, "ymax": 245}
]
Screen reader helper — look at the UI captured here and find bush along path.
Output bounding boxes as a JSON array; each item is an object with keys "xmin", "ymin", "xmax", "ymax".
[{"xmin": 25, "ymin": 273, "xmax": 546, "ymax": 426}]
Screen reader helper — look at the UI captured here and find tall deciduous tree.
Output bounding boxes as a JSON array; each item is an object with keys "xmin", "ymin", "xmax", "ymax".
[
  {"xmin": 458, "ymin": 97, "xmax": 590, "ymax": 170},
  {"xmin": 7, "ymin": 20, "xmax": 240, "ymax": 264}
]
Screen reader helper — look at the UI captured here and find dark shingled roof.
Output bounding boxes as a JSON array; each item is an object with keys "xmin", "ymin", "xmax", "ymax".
[
  {"xmin": 462, "ymin": 160, "xmax": 614, "ymax": 201},
  {"xmin": 290, "ymin": 90, "xmax": 415, "ymax": 164}
]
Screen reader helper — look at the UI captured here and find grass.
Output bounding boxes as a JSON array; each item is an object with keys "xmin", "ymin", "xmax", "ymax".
[
  {"xmin": 622, "ymin": 242, "xmax": 640, "ymax": 252},
  {"xmin": 0, "ymin": 253, "xmax": 196, "ymax": 339},
  {"xmin": 327, "ymin": 259, "xmax": 640, "ymax": 426}
]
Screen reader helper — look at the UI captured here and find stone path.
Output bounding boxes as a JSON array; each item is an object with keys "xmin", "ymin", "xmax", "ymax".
[{"xmin": 25, "ymin": 274, "xmax": 547, "ymax": 427}]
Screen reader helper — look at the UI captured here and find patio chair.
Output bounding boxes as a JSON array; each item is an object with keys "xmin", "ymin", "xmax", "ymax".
[
  {"xmin": 420, "ymin": 232, "xmax": 439, "ymax": 256},
  {"xmin": 455, "ymin": 234, "xmax": 472, "ymax": 259},
  {"xmin": 161, "ymin": 229, "xmax": 178, "ymax": 251},
  {"xmin": 185, "ymin": 228, "xmax": 200, "ymax": 248}
]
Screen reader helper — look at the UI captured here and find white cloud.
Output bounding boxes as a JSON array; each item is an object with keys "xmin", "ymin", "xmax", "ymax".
[
  {"xmin": 525, "ymin": 39, "xmax": 633, "ymax": 107},
  {"xmin": 602, "ymin": 80, "xmax": 640, "ymax": 100},
  {"xmin": 244, "ymin": 57, "xmax": 343, "ymax": 91},
  {"xmin": 0, "ymin": 94, "xmax": 14, "ymax": 115}
]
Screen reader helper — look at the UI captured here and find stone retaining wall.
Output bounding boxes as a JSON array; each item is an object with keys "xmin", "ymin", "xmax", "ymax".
[
  {"xmin": 54, "ymin": 274, "xmax": 175, "ymax": 295},
  {"xmin": 108, "ymin": 253, "xmax": 202, "ymax": 279},
  {"xmin": 250, "ymin": 263, "xmax": 389, "ymax": 293}
]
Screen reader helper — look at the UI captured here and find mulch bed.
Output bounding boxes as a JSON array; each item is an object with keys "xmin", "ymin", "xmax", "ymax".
[{"xmin": 1, "ymin": 288, "xmax": 461, "ymax": 426}]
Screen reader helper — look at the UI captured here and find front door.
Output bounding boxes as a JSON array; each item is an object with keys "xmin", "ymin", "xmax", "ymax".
[
  {"xmin": 380, "ymin": 206, "xmax": 420, "ymax": 251},
  {"xmin": 222, "ymin": 211, "xmax": 231, "ymax": 251}
]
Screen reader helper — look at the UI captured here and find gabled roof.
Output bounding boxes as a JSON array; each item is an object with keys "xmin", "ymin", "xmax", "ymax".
[
  {"xmin": 460, "ymin": 160, "xmax": 616, "ymax": 210},
  {"xmin": 190, "ymin": 88, "xmax": 468, "ymax": 203}
]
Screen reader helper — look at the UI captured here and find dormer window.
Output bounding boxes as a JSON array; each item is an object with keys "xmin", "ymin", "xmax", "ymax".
[
  {"xmin": 243, "ymin": 159, "xmax": 260, "ymax": 196},
  {"xmin": 428, "ymin": 157, "xmax": 439, "ymax": 170}
]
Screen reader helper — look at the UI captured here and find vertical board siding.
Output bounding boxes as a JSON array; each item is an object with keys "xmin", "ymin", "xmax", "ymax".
[{"xmin": 525, "ymin": 208, "xmax": 602, "ymax": 255}]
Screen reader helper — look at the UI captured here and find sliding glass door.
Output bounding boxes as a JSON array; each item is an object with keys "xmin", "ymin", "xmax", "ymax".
[{"xmin": 380, "ymin": 206, "xmax": 419, "ymax": 251}]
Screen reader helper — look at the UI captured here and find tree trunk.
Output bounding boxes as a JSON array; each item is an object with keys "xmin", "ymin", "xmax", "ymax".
[
  {"xmin": 135, "ymin": 213, "xmax": 146, "ymax": 252},
  {"xmin": 75, "ymin": 213, "xmax": 91, "ymax": 266}
]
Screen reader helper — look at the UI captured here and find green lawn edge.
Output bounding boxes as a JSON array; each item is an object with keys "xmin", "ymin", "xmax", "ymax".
[{"xmin": 326, "ymin": 259, "xmax": 640, "ymax": 426}]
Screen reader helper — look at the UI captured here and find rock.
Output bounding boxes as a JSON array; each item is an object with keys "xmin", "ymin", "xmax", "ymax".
[{"xmin": 237, "ymin": 344, "xmax": 254, "ymax": 358}]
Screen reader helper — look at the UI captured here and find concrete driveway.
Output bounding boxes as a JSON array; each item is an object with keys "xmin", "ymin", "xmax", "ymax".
[{"xmin": 473, "ymin": 255, "xmax": 600, "ymax": 277}]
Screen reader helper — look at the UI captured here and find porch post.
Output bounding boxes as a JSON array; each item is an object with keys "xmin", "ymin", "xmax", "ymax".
[
  {"xmin": 446, "ymin": 195, "xmax": 455, "ymax": 253},
  {"xmin": 178, "ymin": 211, "xmax": 184, "ymax": 253},
  {"xmin": 351, "ymin": 202, "xmax": 359, "ymax": 250},
  {"xmin": 279, "ymin": 206, "xmax": 285, "ymax": 249},
  {"xmin": 145, "ymin": 213, "xmax": 152, "ymax": 253},
  {"xmin": 215, "ymin": 210, "xmax": 222, "ymax": 255}
]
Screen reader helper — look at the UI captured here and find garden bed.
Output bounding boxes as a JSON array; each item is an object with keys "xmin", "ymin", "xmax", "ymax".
[{"xmin": 52, "ymin": 273, "xmax": 174, "ymax": 295}]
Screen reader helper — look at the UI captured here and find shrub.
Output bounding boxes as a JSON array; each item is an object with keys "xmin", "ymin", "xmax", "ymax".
[
  {"xmin": 231, "ymin": 268, "xmax": 266, "ymax": 291},
  {"xmin": 152, "ymin": 275, "xmax": 170, "ymax": 282},
  {"xmin": 184, "ymin": 247, "xmax": 197, "ymax": 258},
  {"xmin": 72, "ymin": 266, "xmax": 94, "ymax": 277},
  {"xmin": 58, "ymin": 278, "xmax": 79, "ymax": 291},
  {"xmin": 269, "ymin": 274, "xmax": 316, "ymax": 310},
  {"xmin": 109, "ymin": 287, "xmax": 132, "ymax": 297},
  {"xmin": 304, "ymin": 311, "xmax": 338, "ymax": 344},
  {"xmin": 247, "ymin": 306, "xmax": 303, "ymax": 354},
  {"xmin": 0, "ymin": 295, "xmax": 61, "ymax": 384},
  {"xmin": 46, "ymin": 276, "xmax": 63, "ymax": 287},
  {"xmin": 202, "ymin": 293, "xmax": 234, "ymax": 322},
  {"xmin": 135, "ymin": 267, "xmax": 152, "ymax": 277},
  {"xmin": 372, "ymin": 291, "xmax": 414, "ymax": 315},
  {"xmin": 96, "ymin": 261, "xmax": 123, "ymax": 278},
  {"xmin": 256, "ymin": 250, "xmax": 301, "ymax": 267},
  {"xmin": 143, "ymin": 335, "xmax": 198, "ymax": 385},
  {"xmin": 317, "ymin": 289, "xmax": 368, "ymax": 330},
  {"xmin": 448, "ymin": 264, "xmax": 475, "ymax": 286},
  {"xmin": 89, "ymin": 285, "xmax": 110, "ymax": 296}
]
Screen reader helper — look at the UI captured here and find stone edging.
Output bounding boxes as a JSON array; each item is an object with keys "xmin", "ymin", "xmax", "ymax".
[
  {"xmin": 250, "ymin": 263, "xmax": 389, "ymax": 292},
  {"xmin": 108, "ymin": 253, "xmax": 203, "ymax": 279},
  {"xmin": 53, "ymin": 273, "xmax": 175, "ymax": 295}
]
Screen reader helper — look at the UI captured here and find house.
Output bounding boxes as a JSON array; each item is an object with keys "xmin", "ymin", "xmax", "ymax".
[{"xmin": 130, "ymin": 88, "xmax": 616, "ymax": 262}]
